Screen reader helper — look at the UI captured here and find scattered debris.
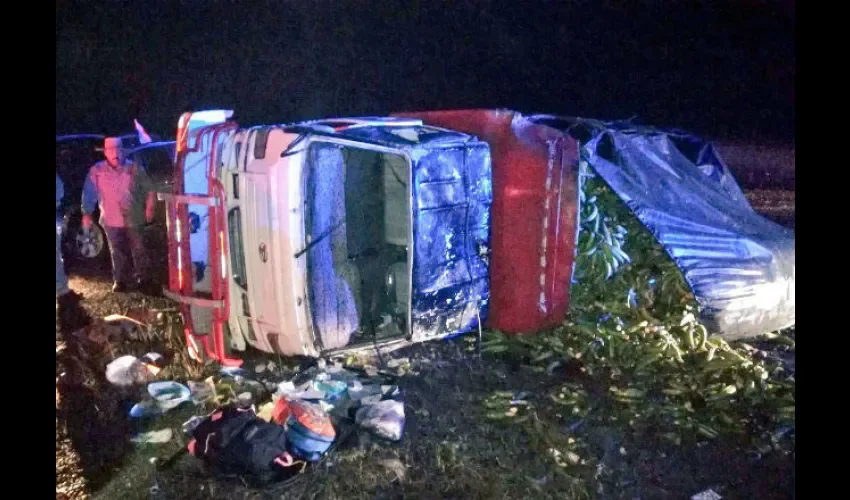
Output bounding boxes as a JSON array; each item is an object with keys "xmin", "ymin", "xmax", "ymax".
[
  {"xmin": 102, "ymin": 314, "xmax": 148, "ymax": 337},
  {"xmin": 271, "ymin": 397, "xmax": 292, "ymax": 425},
  {"xmin": 315, "ymin": 379, "xmax": 347, "ymax": 400},
  {"xmin": 105, "ymin": 355, "xmax": 150, "ymax": 387},
  {"xmin": 188, "ymin": 378, "xmax": 216, "ymax": 404},
  {"xmin": 286, "ymin": 400, "xmax": 337, "ymax": 461},
  {"xmin": 188, "ymin": 405, "xmax": 300, "ymax": 485},
  {"xmin": 149, "ymin": 381, "xmax": 192, "ymax": 411},
  {"xmin": 220, "ymin": 366, "xmax": 245, "ymax": 378},
  {"xmin": 181, "ymin": 416, "xmax": 205, "ymax": 435},
  {"xmin": 103, "ymin": 314, "xmax": 147, "ymax": 328},
  {"xmin": 130, "ymin": 381, "xmax": 192, "ymax": 418},
  {"xmin": 377, "ymin": 458, "xmax": 407, "ymax": 482},
  {"xmin": 386, "ymin": 357, "xmax": 409, "ymax": 369},
  {"xmin": 131, "ymin": 429, "xmax": 174, "ymax": 444},
  {"xmin": 692, "ymin": 489, "xmax": 723, "ymax": 500},
  {"xmin": 355, "ymin": 399, "xmax": 406, "ymax": 441},
  {"xmin": 141, "ymin": 352, "xmax": 164, "ymax": 375},
  {"xmin": 347, "ymin": 384, "xmax": 384, "ymax": 402},
  {"xmin": 256, "ymin": 401, "xmax": 276, "ymax": 422}
]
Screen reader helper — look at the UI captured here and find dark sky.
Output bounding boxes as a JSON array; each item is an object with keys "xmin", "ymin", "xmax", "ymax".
[{"xmin": 56, "ymin": 0, "xmax": 794, "ymax": 143}]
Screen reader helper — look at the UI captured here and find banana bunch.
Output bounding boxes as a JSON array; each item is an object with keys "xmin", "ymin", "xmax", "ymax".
[
  {"xmin": 550, "ymin": 382, "xmax": 592, "ymax": 419},
  {"xmin": 609, "ymin": 386, "xmax": 647, "ymax": 405},
  {"xmin": 483, "ymin": 390, "xmax": 534, "ymax": 422},
  {"xmin": 480, "ymin": 330, "xmax": 511, "ymax": 354},
  {"xmin": 576, "ymin": 162, "xmax": 632, "ymax": 282},
  {"xmin": 477, "ymin": 157, "xmax": 794, "ymax": 457}
]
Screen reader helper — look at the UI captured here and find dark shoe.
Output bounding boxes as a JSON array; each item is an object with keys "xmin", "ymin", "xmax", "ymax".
[
  {"xmin": 57, "ymin": 289, "xmax": 83, "ymax": 306},
  {"xmin": 136, "ymin": 279, "xmax": 161, "ymax": 296},
  {"xmin": 57, "ymin": 291, "xmax": 89, "ymax": 334},
  {"xmin": 112, "ymin": 281, "xmax": 128, "ymax": 293}
]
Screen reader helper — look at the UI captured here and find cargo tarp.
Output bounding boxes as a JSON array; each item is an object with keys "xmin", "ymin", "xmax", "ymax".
[{"xmin": 535, "ymin": 116, "xmax": 795, "ymax": 339}]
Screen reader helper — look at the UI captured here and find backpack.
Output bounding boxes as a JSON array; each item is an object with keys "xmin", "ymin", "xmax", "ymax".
[{"xmin": 187, "ymin": 405, "xmax": 305, "ymax": 485}]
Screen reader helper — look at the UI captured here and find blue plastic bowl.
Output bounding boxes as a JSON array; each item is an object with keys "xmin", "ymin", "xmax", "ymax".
[{"xmin": 287, "ymin": 419, "xmax": 335, "ymax": 461}]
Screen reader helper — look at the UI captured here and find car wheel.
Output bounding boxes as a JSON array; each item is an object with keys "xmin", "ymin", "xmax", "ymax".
[{"xmin": 74, "ymin": 223, "xmax": 106, "ymax": 259}]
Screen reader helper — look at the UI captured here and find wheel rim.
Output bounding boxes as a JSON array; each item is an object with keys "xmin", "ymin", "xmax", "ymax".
[{"xmin": 75, "ymin": 226, "xmax": 104, "ymax": 258}]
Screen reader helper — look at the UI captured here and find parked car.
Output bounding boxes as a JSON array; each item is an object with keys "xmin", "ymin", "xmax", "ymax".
[{"xmin": 55, "ymin": 133, "xmax": 174, "ymax": 263}]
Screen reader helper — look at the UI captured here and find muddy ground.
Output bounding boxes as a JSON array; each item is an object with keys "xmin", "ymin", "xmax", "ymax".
[{"xmin": 56, "ymin": 186, "xmax": 794, "ymax": 500}]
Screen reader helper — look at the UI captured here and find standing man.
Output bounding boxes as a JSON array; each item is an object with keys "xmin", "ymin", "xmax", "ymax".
[{"xmin": 82, "ymin": 137, "xmax": 155, "ymax": 293}]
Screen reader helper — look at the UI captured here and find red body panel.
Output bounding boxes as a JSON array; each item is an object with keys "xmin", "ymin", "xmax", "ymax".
[
  {"xmin": 394, "ymin": 110, "xmax": 580, "ymax": 333},
  {"xmin": 165, "ymin": 117, "xmax": 242, "ymax": 366}
]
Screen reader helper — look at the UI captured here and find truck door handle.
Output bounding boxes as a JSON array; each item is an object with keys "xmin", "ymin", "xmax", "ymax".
[{"xmin": 259, "ymin": 243, "xmax": 268, "ymax": 263}]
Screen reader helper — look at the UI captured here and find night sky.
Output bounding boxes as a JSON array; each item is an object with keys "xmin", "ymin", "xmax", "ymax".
[{"xmin": 56, "ymin": 0, "xmax": 794, "ymax": 143}]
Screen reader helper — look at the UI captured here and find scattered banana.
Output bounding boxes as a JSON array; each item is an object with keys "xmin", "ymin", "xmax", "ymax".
[{"xmin": 481, "ymin": 161, "xmax": 793, "ymax": 460}]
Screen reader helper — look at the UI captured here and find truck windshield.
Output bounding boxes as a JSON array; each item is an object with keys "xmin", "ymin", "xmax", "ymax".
[{"xmin": 304, "ymin": 142, "xmax": 410, "ymax": 350}]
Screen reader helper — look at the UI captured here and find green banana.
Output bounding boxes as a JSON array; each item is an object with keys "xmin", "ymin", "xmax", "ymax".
[
  {"xmin": 610, "ymin": 245, "xmax": 631, "ymax": 264},
  {"xmin": 695, "ymin": 324, "xmax": 708, "ymax": 350},
  {"xmin": 585, "ymin": 204, "xmax": 598, "ymax": 222},
  {"xmin": 686, "ymin": 326, "xmax": 696, "ymax": 350},
  {"xmin": 696, "ymin": 423, "xmax": 719, "ymax": 439},
  {"xmin": 603, "ymin": 224, "xmax": 614, "ymax": 246}
]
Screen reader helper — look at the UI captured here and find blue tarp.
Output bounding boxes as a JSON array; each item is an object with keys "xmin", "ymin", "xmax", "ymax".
[{"xmin": 534, "ymin": 116, "xmax": 795, "ymax": 339}]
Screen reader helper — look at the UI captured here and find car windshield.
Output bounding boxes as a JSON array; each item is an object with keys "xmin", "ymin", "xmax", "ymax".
[{"xmin": 129, "ymin": 143, "xmax": 176, "ymax": 180}]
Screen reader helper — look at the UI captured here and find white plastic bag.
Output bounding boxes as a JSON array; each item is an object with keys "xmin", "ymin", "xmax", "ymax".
[
  {"xmin": 355, "ymin": 400, "xmax": 405, "ymax": 441},
  {"xmin": 105, "ymin": 355, "xmax": 148, "ymax": 386}
]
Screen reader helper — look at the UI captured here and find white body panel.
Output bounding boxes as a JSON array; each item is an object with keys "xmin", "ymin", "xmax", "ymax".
[{"xmin": 221, "ymin": 129, "xmax": 315, "ymax": 356}]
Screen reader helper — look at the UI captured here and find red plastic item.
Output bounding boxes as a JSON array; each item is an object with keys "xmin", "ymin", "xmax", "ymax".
[
  {"xmin": 288, "ymin": 400, "xmax": 336, "ymax": 438},
  {"xmin": 271, "ymin": 398, "xmax": 292, "ymax": 425},
  {"xmin": 393, "ymin": 110, "xmax": 580, "ymax": 333}
]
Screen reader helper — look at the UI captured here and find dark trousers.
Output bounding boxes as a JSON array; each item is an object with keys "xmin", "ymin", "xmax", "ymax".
[{"xmin": 104, "ymin": 226, "xmax": 148, "ymax": 284}]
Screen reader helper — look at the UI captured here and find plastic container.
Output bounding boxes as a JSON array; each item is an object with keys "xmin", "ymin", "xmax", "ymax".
[{"xmin": 285, "ymin": 400, "xmax": 336, "ymax": 461}]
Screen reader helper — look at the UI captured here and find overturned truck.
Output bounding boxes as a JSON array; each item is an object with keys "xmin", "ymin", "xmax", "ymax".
[{"xmin": 161, "ymin": 109, "xmax": 794, "ymax": 365}]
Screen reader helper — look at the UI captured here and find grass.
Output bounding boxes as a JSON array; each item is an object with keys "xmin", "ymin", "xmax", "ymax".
[
  {"xmin": 58, "ymin": 312, "xmax": 794, "ymax": 499},
  {"xmin": 152, "ymin": 342, "xmax": 600, "ymax": 500},
  {"xmin": 57, "ymin": 164, "xmax": 794, "ymax": 499}
]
